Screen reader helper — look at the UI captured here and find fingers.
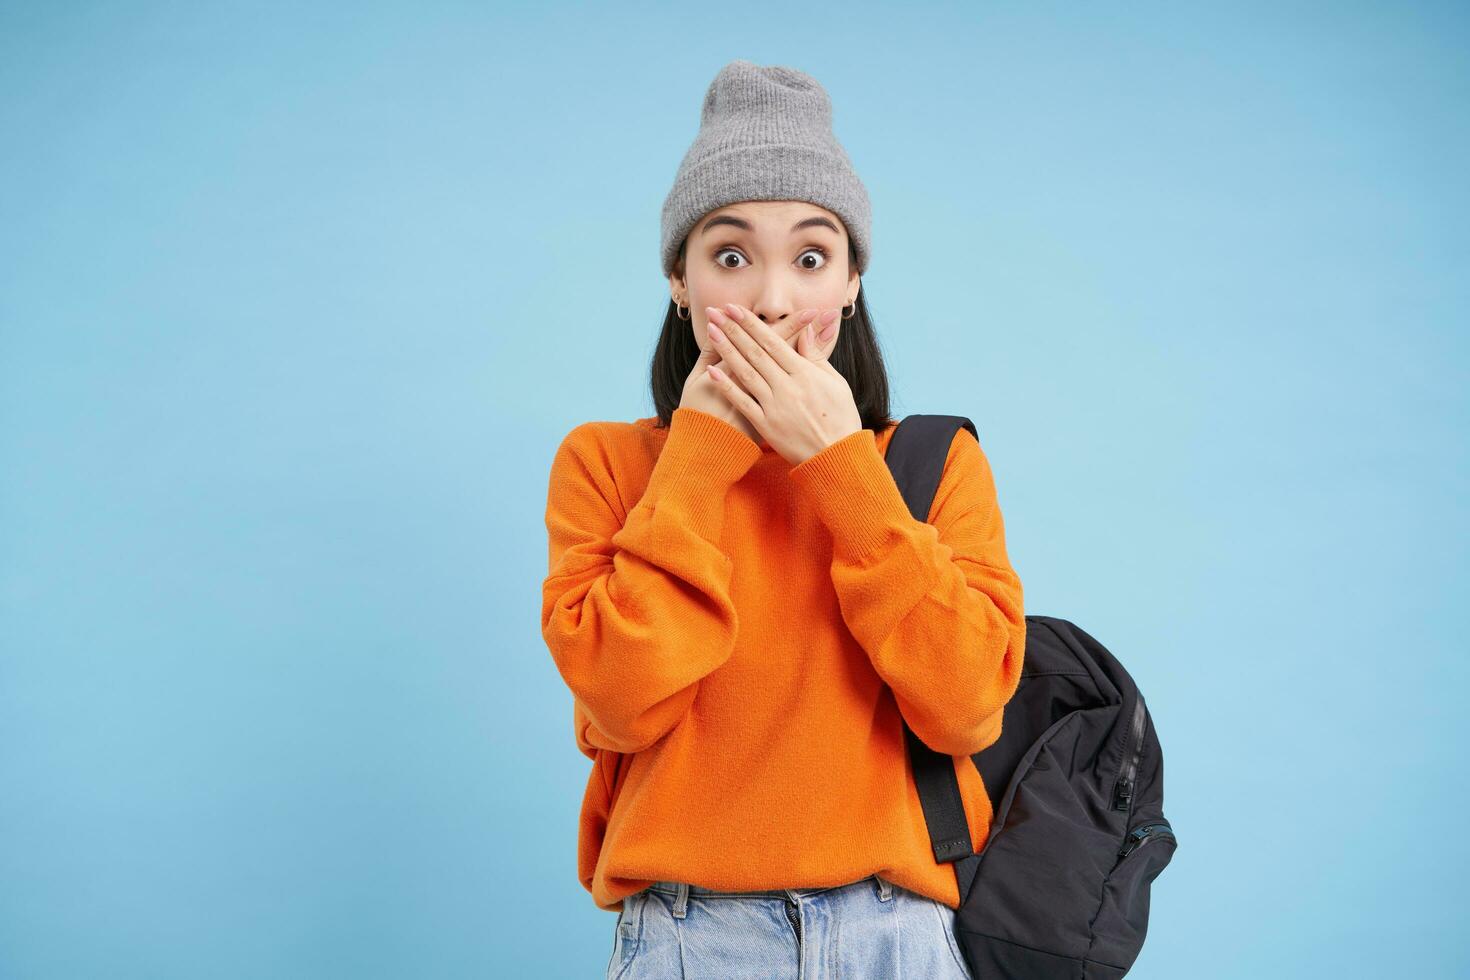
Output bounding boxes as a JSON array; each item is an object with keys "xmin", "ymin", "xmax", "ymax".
[
  {"xmin": 804, "ymin": 309, "xmax": 840, "ymax": 361},
  {"xmin": 714, "ymin": 303, "xmax": 807, "ymax": 383},
  {"xmin": 778, "ymin": 308, "xmax": 840, "ymax": 362},
  {"xmin": 704, "ymin": 306, "xmax": 774, "ymax": 404},
  {"xmin": 706, "ymin": 305, "xmax": 779, "ymax": 394},
  {"xmin": 705, "ymin": 361, "xmax": 765, "ymax": 430},
  {"xmin": 709, "ymin": 302, "xmax": 836, "ymax": 401},
  {"xmin": 781, "ymin": 316, "xmax": 811, "ymax": 349},
  {"xmin": 696, "ymin": 305, "xmax": 841, "ymax": 379}
]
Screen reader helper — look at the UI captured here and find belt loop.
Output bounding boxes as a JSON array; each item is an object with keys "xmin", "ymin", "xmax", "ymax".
[
  {"xmin": 875, "ymin": 874, "xmax": 893, "ymax": 902},
  {"xmin": 672, "ymin": 882, "xmax": 690, "ymax": 919}
]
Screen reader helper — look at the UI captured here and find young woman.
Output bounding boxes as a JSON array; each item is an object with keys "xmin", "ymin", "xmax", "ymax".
[{"xmin": 542, "ymin": 60, "xmax": 1025, "ymax": 979}]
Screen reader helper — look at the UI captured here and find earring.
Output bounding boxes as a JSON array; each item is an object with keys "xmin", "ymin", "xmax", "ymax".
[
  {"xmin": 842, "ymin": 299, "xmax": 856, "ymax": 319},
  {"xmin": 675, "ymin": 301, "xmax": 691, "ymax": 321}
]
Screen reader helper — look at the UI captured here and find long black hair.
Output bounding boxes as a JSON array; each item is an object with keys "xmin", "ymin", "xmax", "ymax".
[{"xmin": 649, "ymin": 237, "xmax": 896, "ymax": 434}]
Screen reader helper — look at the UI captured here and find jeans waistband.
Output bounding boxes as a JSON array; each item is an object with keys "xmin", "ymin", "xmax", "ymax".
[{"xmin": 646, "ymin": 874, "xmax": 890, "ymax": 902}]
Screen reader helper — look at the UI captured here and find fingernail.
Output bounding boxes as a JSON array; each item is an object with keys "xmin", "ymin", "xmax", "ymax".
[
  {"xmin": 724, "ymin": 302, "xmax": 741, "ymax": 317},
  {"xmin": 806, "ymin": 324, "xmax": 815, "ymax": 343},
  {"xmin": 706, "ymin": 306, "xmax": 725, "ymax": 324},
  {"xmin": 819, "ymin": 322, "xmax": 836, "ymax": 341},
  {"xmin": 708, "ymin": 323, "xmax": 726, "ymax": 343},
  {"xmin": 822, "ymin": 309, "xmax": 839, "ymax": 325}
]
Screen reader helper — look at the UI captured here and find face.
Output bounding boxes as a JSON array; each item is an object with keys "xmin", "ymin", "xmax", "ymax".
[{"xmin": 669, "ymin": 200, "xmax": 860, "ymax": 353}]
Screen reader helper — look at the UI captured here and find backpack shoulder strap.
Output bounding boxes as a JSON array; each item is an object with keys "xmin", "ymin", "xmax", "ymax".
[
  {"xmin": 883, "ymin": 414, "xmax": 979, "ymax": 522},
  {"xmin": 881, "ymin": 413, "xmax": 984, "ymax": 901}
]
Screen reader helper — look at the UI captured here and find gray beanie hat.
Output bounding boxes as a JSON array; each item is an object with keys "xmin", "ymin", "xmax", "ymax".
[{"xmin": 660, "ymin": 59, "xmax": 872, "ymax": 278}]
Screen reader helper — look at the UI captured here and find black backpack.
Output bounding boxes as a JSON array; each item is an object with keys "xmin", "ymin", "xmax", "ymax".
[{"xmin": 883, "ymin": 414, "xmax": 1177, "ymax": 979}]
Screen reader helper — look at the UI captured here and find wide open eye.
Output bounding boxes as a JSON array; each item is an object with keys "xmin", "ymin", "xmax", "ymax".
[
  {"xmin": 713, "ymin": 247, "xmax": 748, "ymax": 269},
  {"xmin": 796, "ymin": 247, "xmax": 829, "ymax": 271}
]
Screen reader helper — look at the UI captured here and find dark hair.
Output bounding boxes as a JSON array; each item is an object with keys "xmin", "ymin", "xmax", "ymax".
[{"xmin": 649, "ymin": 238, "xmax": 896, "ymax": 434}]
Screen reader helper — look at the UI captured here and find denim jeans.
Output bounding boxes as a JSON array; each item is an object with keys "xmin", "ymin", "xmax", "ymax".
[{"xmin": 605, "ymin": 873, "xmax": 974, "ymax": 979}]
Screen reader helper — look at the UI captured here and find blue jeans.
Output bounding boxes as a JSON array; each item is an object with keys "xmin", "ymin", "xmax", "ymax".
[{"xmin": 606, "ymin": 874, "xmax": 974, "ymax": 979}]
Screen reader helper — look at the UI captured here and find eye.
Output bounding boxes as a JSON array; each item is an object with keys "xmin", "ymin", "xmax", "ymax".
[
  {"xmin": 797, "ymin": 246, "xmax": 829, "ymax": 271},
  {"xmin": 713, "ymin": 247, "xmax": 748, "ymax": 269}
]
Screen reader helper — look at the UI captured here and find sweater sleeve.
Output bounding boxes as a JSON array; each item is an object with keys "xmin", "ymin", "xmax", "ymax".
[
  {"xmin": 572, "ymin": 696, "xmax": 599, "ymax": 761},
  {"xmin": 542, "ymin": 407, "xmax": 764, "ymax": 754},
  {"xmin": 787, "ymin": 426, "xmax": 1026, "ymax": 757}
]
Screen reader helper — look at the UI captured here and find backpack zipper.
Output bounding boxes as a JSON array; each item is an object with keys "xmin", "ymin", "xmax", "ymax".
[
  {"xmin": 1111, "ymin": 696, "xmax": 1146, "ymax": 811},
  {"xmin": 1118, "ymin": 822, "xmax": 1174, "ymax": 858}
]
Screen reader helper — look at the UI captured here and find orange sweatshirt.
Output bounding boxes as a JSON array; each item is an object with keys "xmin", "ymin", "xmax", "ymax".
[{"xmin": 541, "ymin": 406, "xmax": 1025, "ymax": 913}]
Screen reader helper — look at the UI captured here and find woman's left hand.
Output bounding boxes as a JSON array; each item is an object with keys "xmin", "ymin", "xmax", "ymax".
[{"xmin": 703, "ymin": 302, "xmax": 863, "ymax": 466}]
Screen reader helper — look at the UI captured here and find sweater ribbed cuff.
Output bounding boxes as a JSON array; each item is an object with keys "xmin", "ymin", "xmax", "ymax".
[
  {"xmin": 642, "ymin": 407, "xmax": 764, "ymax": 538},
  {"xmin": 788, "ymin": 427, "xmax": 915, "ymax": 560}
]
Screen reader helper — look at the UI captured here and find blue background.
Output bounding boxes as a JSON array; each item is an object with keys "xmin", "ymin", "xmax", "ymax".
[{"xmin": 2, "ymin": 2, "xmax": 1465, "ymax": 977}]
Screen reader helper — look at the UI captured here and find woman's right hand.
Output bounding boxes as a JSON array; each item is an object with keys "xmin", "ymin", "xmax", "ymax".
[{"xmin": 679, "ymin": 308, "xmax": 841, "ymax": 442}]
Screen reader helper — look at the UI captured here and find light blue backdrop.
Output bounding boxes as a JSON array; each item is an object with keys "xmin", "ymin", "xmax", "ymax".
[{"xmin": 2, "ymin": 2, "xmax": 1465, "ymax": 977}]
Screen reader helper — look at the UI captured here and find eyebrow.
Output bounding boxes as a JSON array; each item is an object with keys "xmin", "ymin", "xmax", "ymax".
[{"xmin": 699, "ymin": 213, "xmax": 841, "ymax": 238}]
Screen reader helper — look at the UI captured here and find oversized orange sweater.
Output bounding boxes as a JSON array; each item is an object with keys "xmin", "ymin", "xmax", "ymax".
[{"xmin": 541, "ymin": 406, "xmax": 1025, "ymax": 913}]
